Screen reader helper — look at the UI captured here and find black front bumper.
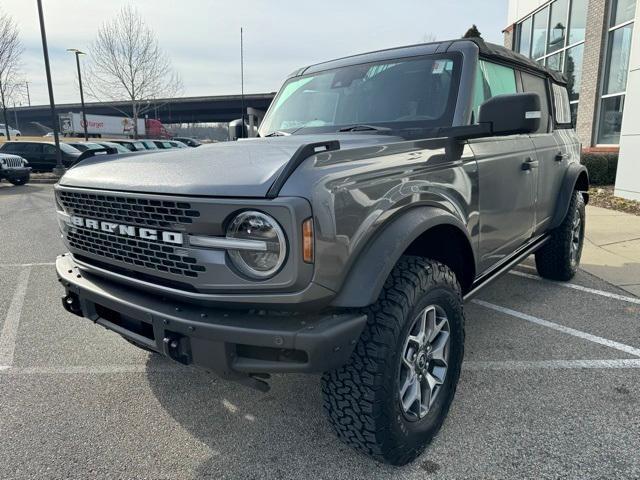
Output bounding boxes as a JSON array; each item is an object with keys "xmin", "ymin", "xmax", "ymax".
[
  {"xmin": 0, "ymin": 167, "xmax": 30, "ymax": 179},
  {"xmin": 56, "ymin": 254, "xmax": 367, "ymax": 382}
]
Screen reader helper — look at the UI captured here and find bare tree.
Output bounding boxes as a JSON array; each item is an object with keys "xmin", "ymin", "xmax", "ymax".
[
  {"xmin": 0, "ymin": 11, "xmax": 23, "ymax": 139},
  {"xmin": 85, "ymin": 5, "xmax": 182, "ymax": 138},
  {"xmin": 420, "ymin": 33, "xmax": 437, "ymax": 43}
]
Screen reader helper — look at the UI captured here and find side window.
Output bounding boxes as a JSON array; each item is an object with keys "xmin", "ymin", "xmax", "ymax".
[
  {"xmin": 472, "ymin": 60, "xmax": 517, "ymax": 123},
  {"xmin": 521, "ymin": 72, "xmax": 550, "ymax": 133},
  {"xmin": 22, "ymin": 144, "xmax": 42, "ymax": 154},
  {"xmin": 43, "ymin": 144, "xmax": 56, "ymax": 155},
  {"xmin": 552, "ymin": 83, "xmax": 572, "ymax": 126},
  {"xmin": 1, "ymin": 143, "xmax": 18, "ymax": 152}
]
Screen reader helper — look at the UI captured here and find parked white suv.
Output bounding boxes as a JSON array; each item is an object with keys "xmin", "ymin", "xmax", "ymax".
[{"xmin": 0, "ymin": 124, "xmax": 21, "ymax": 137}]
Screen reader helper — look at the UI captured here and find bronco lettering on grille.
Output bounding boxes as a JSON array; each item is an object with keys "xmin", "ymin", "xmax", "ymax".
[{"xmin": 69, "ymin": 215, "xmax": 183, "ymax": 245}]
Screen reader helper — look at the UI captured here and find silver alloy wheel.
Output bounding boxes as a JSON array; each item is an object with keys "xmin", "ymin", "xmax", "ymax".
[
  {"xmin": 398, "ymin": 305, "xmax": 450, "ymax": 422},
  {"xmin": 570, "ymin": 214, "xmax": 582, "ymax": 267}
]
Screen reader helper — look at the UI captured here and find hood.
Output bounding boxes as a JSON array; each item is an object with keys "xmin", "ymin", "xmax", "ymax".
[{"xmin": 58, "ymin": 133, "xmax": 404, "ymax": 197}]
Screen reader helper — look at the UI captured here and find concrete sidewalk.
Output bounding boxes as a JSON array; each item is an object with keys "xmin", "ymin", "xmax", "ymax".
[{"xmin": 581, "ymin": 205, "xmax": 640, "ymax": 297}]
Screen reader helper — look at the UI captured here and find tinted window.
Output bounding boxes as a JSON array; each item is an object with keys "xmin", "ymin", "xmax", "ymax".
[
  {"xmin": 471, "ymin": 60, "xmax": 517, "ymax": 122},
  {"xmin": 1, "ymin": 143, "xmax": 19, "ymax": 152},
  {"xmin": 43, "ymin": 144, "xmax": 56, "ymax": 154},
  {"xmin": 259, "ymin": 55, "xmax": 460, "ymax": 136},
  {"xmin": 521, "ymin": 73, "xmax": 550, "ymax": 133},
  {"xmin": 22, "ymin": 143, "xmax": 43, "ymax": 154}
]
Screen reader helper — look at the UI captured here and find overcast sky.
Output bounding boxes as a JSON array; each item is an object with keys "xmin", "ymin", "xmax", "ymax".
[{"xmin": 2, "ymin": 0, "xmax": 508, "ymax": 106}]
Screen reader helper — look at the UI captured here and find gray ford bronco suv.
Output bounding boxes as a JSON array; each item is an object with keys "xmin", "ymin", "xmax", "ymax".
[{"xmin": 55, "ymin": 38, "xmax": 588, "ymax": 465}]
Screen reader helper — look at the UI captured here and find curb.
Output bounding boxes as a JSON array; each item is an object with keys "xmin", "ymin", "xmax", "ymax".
[{"xmin": 29, "ymin": 179, "xmax": 59, "ymax": 184}]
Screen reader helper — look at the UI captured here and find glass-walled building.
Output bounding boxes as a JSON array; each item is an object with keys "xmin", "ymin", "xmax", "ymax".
[{"xmin": 505, "ymin": 0, "xmax": 636, "ymax": 149}]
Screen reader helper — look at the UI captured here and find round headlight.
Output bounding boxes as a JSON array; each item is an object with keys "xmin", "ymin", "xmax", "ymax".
[{"xmin": 226, "ymin": 211, "xmax": 287, "ymax": 279}]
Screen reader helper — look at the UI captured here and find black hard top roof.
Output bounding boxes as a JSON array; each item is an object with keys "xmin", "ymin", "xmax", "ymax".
[{"xmin": 300, "ymin": 37, "xmax": 567, "ymax": 85}]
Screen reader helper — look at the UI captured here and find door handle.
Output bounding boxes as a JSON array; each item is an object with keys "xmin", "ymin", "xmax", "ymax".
[
  {"xmin": 555, "ymin": 152, "xmax": 570, "ymax": 161},
  {"xmin": 522, "ymin": 158, "xmax": 539, "ymax": 171}
]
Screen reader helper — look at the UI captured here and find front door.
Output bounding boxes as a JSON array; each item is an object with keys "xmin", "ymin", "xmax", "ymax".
[
  {"xmin": 469, "ymin": 60, "xmax": 538, "ymax": 272},
  {"xmin": 470, "ymin": 136, "xmax": 538, "ymax": 272}
]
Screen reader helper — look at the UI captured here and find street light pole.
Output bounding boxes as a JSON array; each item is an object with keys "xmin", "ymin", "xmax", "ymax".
[
  {"xmin": 25, "ymin": 81, "xmax": 31, "ymax": 106},
  {"xmin": 67, "ymin": 49, "xmax": 88, "ymax": 141},
  {"xmin": 36, "ymin": 0, "xmax": 64, "ymax": 176}
]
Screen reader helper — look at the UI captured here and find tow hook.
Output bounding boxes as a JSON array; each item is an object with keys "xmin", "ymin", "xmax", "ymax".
[
  {"xmin": 162, "ymin": 332, "xmax": 192, "ymax": 365},
  {"xmin": 62, "ymin": 293, "xmax": 83, "ymax": 317}
]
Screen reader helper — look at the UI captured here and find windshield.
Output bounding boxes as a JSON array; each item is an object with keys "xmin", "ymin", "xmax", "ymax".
[
  {"xmin": 259, "ymin": 54, "xmax": 460, "ymax": 136},
  {"xmin": 59, "ymin": 143, "xmax": 81, "ymax": 154}
]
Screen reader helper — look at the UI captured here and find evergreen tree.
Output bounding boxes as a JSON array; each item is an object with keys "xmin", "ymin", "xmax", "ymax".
[{"xmin": 463, "ymin": 25, "xmax": 482, "ymax": 38}]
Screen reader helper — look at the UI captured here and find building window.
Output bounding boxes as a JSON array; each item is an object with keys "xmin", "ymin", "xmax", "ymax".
[
  {"xmin": 513, "ymin": 0, "xmax": 587, "ymax": 128},
  {"xmin": 597, "ymin": 0, "xmax": 636, "ymax": 145},
  {"xmin": 532, "ymin": 8, "xmax": 550, "ymax": 58},
  {"xmin": 568, "ymin": 0, "xmax": 588, "ymax": 44},
  {"xmin": 548, "ymin": 0, "xmax": 569, "ymax": 53}
]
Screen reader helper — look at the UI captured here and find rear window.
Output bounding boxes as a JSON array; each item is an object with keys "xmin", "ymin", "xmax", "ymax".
[
  {"xmin": 552, "ymin": 83, "xmax": 572, "ymax": 126},
  {"xmin": 521, "ymin": 72, "xmax": 551, "ymax": 133}
]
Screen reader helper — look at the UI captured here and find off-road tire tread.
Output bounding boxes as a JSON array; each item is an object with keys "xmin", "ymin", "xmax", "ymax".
[
  {"xmin": 535, "ymin": 191, "xmax": 585, "ymax": 281},
  {"xmin": 321, "ymin": 256, "xmax": 464, "ymax": 465}
]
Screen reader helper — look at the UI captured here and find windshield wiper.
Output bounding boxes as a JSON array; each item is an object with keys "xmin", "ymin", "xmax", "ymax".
[
  {"xmin": 263, "ymin": 130, "xmax": 291, "ymax": 137},
  {"xmin": 337, "ymin": 124, "xmax": 391, "ymax": 132}
]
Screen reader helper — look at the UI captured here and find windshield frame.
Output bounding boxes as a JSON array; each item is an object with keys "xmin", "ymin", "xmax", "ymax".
[{"xmin": 258, "ymin": 52, "xmax": 463, "ymax": 137}]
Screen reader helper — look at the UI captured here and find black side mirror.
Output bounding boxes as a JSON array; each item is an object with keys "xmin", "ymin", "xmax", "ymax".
[{"xmin": 479, "ymin": 92, "xmax": 541, "ymax": 136}]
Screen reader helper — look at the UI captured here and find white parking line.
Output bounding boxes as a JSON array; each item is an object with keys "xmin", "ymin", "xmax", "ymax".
[
  {"xmin": 0, "ymin": 267, "xmax": 31, "ymax": 367},
  {"xmin": 464, "ymin": 359, "xmax": 640, "ymax": 370},
  {"xmin": 1, "ymin": 359, "xmax": 640, "ymax": 375},
  {"xmin": 0, "ymin": 365, "xmax": 187, "ymax": 375},
  {"xmin": 509, "ymin": 270, "xmax": 640, "ymax": 305},
  {"xmin": 473, "ymin": 299, "xmax": 640, "ymax": 357},
  {"xmin": 0, "ymin": 262, "xmax": 55, "ymax": 268}
]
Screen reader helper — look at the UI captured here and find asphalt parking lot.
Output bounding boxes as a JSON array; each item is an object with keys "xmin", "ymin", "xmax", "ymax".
[{"xmin": 1, "ymin": 183, "xmax": 640, "ymax": 480}]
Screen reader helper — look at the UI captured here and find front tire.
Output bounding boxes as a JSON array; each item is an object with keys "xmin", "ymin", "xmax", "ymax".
[
  {"xmin": 535, "ymin": 191, "xmax": 585, "ymax": 281},
  {"xmin": 322, "ymin": 256, "xmax": 465, "ymax": 465}
]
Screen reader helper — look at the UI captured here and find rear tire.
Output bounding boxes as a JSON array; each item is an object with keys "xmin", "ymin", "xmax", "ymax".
[
  {"xmin": 8, "ymin": 174, "xmax": 29, "ymax": 186},
  {"xmin": 535, "ymin": 191, "xmax": 585, "ymax": 281},
  {"xmin": 322, "ymin": 256, "xmax": 465, "ymax": 465}
]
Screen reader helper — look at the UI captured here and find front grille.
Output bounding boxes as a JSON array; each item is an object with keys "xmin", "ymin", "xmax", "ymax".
[
  {"xmin": 1, "ymin": 155, "xmax": 23, "ymax": 168},
  {"xmin": 57, "ymin": 190, "xmax": 200, "ymax": 229},
  {"xmin": 67, "ymin": 227, "xmax": 206, "ymax": 278}
]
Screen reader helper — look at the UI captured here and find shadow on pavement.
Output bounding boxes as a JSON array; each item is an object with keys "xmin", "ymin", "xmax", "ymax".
[{"xmin": 144, "ymin": 354, "xmax": 418, "ymax": 479}]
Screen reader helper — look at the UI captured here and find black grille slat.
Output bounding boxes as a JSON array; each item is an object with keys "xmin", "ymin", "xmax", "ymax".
[
  {"xmin": 66, "ymin": 227, "xmax": 205, "ymax": 278},
  {"xmin": 58, "ymin": 191, "xmax": 196, "ymax": 228}
]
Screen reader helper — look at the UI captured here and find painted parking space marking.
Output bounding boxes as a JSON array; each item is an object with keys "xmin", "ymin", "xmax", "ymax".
[
  {"xmin": 509, "ymin": 270, "xmax": 640, "ymax": 305},
  {"xmin": 473, "ymin": 299, "xmax": 640, "ymax": 357},
  {"xmin": 464, "ymin": 359, "xmax": 640, "ymax": 370},
  {"xmin": 2, "ymin": 359, "xmax": 640, "ymax": 376},
  {"xmin": 0, "ymin": 267, "xmax": 31, "ymax": 367},
  {"xmin": 0, "ymin": 262, "xmax": 55, "ymax": 268}
]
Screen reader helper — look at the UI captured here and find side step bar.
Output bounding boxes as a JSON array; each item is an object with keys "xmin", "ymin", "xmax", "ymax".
[{"xmin": 463, "ymin": 234, "xmax": 549, "ymax": 302}]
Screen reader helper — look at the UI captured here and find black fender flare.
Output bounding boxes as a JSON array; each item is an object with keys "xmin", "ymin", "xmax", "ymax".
[
  {"xmin": 549, "ymin": 163, "xmax": 589, "ymax": 230},
  {"xmin": 330, "ymin": 206, "xmax": 474, "ymax": 308}
]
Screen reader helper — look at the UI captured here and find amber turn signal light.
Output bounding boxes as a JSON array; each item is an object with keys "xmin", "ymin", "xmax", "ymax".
[{"xmin": 302, "ymin": 218, "xmax": 314, "ymax": 263}]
